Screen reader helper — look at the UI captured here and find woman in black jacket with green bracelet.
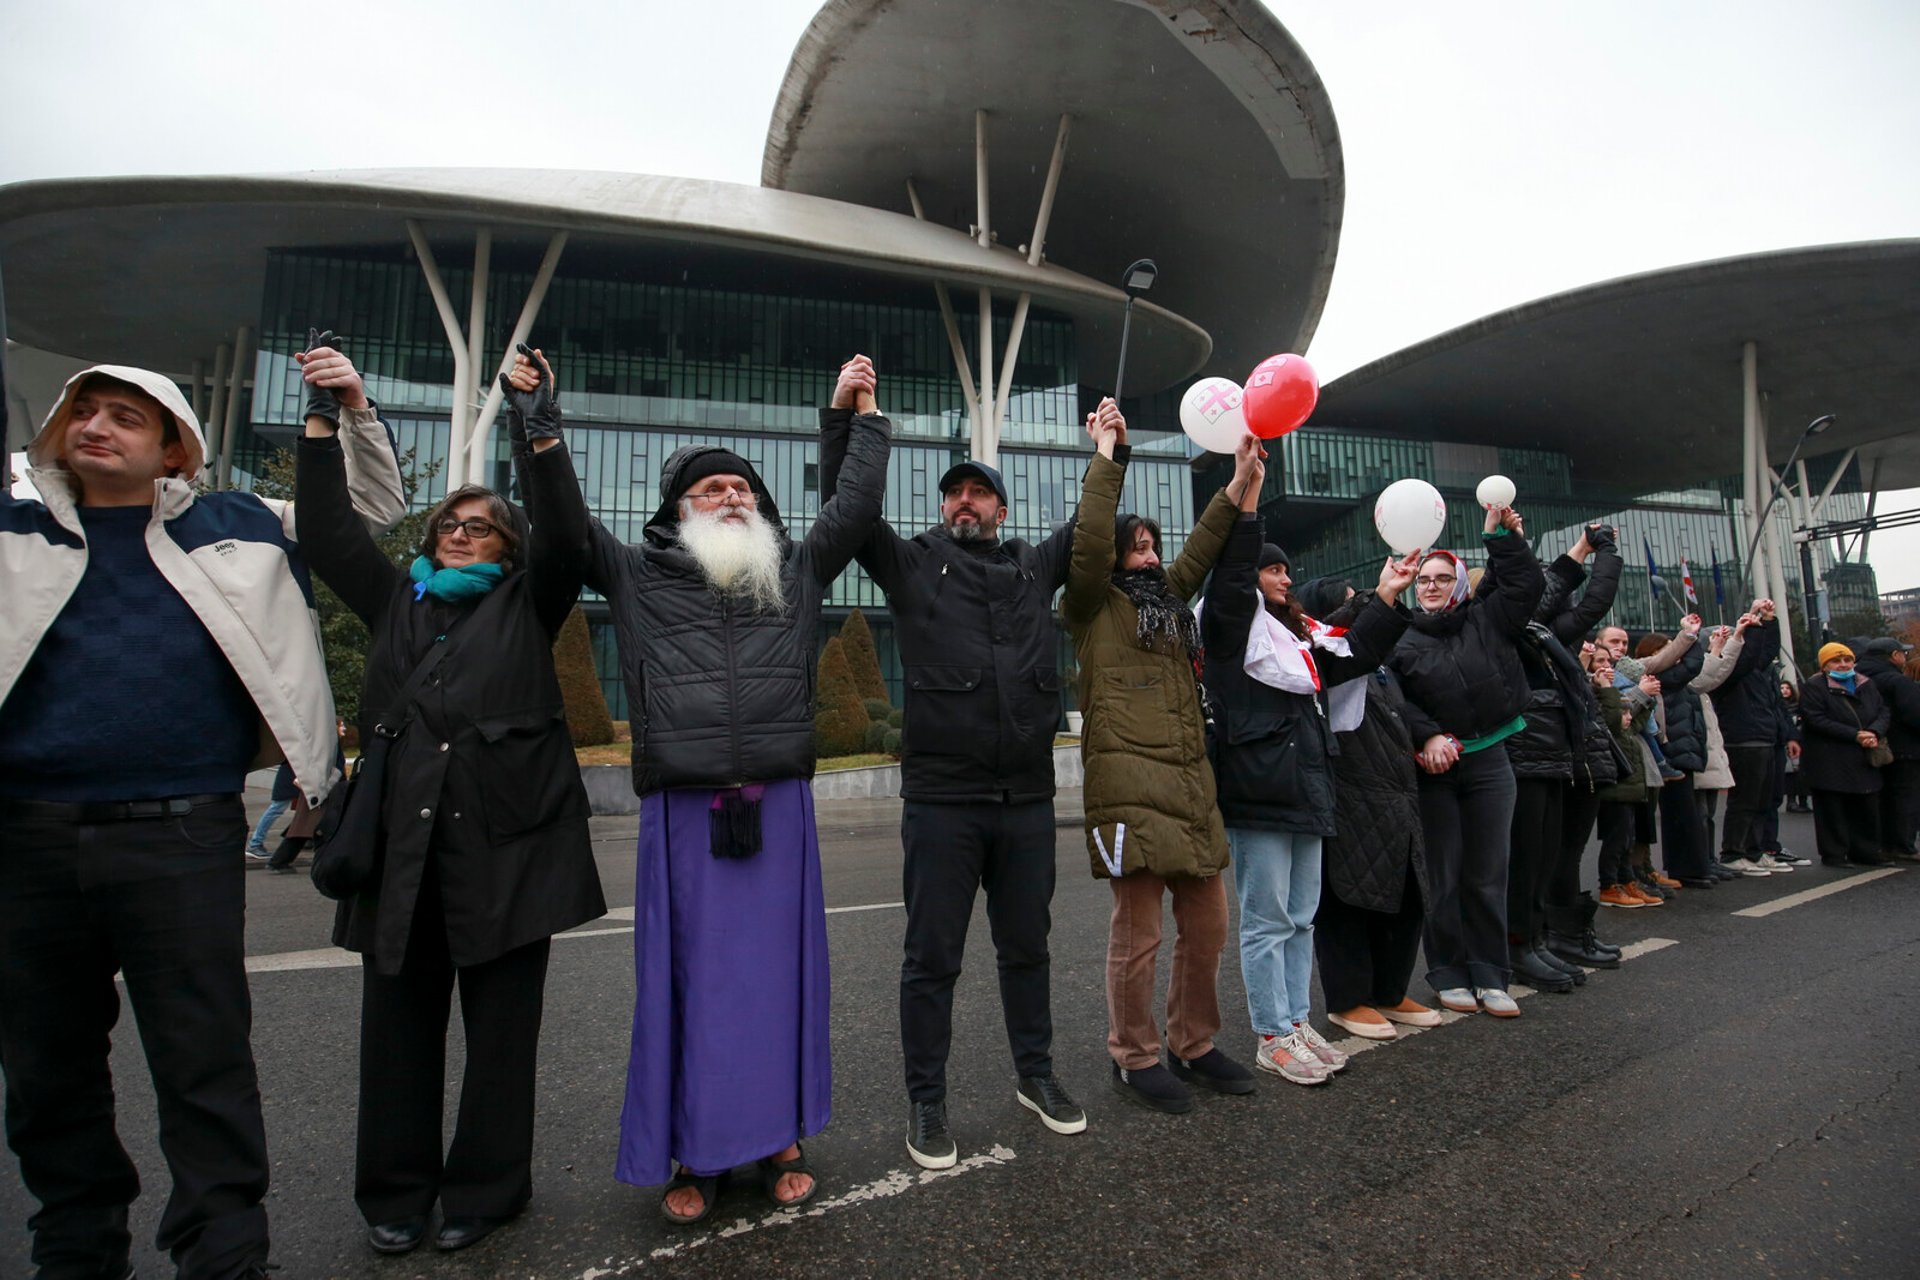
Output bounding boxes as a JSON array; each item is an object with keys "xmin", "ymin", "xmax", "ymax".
[{"xmin": 1385, "ymin": 504, "xmax": 1543, "ymax": 1018}]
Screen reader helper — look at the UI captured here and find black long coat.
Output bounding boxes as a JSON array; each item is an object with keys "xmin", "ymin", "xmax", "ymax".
[
  {"xmin": 1797, "ymin": 675, "xmax": 1891, "ymax": 795},
  {"xmin": 1323, "ymin": 669, "xmax": 1429, "ymax": 915},
  {"xmin": 1388, "ymin": 530, "xmax": 1544, "ymax": 745},
  {"xmin": 297, "ymin": 437, "xmax": 605, "ymax": 974}
]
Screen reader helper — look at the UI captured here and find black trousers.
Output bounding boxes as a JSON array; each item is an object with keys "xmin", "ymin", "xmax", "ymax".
[
  {"xmin": 899, "ymin": 798, "xmax": 1056, "ymax": 1102},
  {"xmin": 1315, "ymin": 872, "xmax": 1426, "ymax": 1011},
  {"xmin": 1416, "ymin": 744, "xmax": 1516, "ymax": 992},
  {"xmin": 1549, "ymin": 785, "xmax": 1602, "ymax": 907},
  {"xmin": 1657, "ymin": 775, "xmax": 1709, "ymax": 878},
  {"xmin": 355, "ymin": 868, "xmax": 552, "ymax": 1225},
  {"xmin": 1881, "ymin": 759, "xmax": 1920, "ymax": 854},
  {"xmin": 1810, "ymin": 790, "xmax": 1883, "ymax": 864},
  {"xmin": 1722, "ymin": 745, "xmax": 1778, "ymax": 858},
  {"xmin": 1506, "ymin": 776, "xmax": 1564, "ymax": 939},
  {"xmin": 0, "ymin": 798, "xmax": 268, "ymax": 1280},
  {"xmin": 1696, "ymin": 788, "xmax": 1723, "ymax": 859},
  {"xmin": 1596, "ymin": 800, "xmax": 1636, "ymax": 886}
]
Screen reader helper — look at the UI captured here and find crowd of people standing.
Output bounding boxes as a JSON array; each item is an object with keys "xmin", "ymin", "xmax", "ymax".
[{"xmin": 3, "ymin": 342, "xmax": 1917, "ymax": 1275}]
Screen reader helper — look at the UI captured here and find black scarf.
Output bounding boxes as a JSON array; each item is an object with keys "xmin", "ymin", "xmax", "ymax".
[{"xmin": 1112, "ymin": 568, "xmax": 1201, "ymax": 661}]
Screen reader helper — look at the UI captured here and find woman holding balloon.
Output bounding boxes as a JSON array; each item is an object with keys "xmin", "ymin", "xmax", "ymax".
[{"xmin": 1384, "ymin": 502, "xmax": 1544, "ymax": 1017}]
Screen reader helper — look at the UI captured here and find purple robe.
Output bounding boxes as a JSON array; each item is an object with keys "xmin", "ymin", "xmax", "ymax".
[{"xmin": 615, "ymin": 777, "xmax": 832, "ymax": 1185}]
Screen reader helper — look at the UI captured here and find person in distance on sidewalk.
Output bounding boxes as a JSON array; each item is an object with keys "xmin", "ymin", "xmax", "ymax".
[{"xmin": 1797, "ymin": 644, "xmax": 1892, "ymax": 867}]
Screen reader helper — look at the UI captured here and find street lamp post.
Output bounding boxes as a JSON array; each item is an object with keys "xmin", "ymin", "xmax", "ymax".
[{"xmin": 1112, "ymin": 258, "xmax": 1157, "ymax": 401}]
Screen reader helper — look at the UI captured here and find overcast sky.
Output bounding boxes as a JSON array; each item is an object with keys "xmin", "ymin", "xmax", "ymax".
[{"xmin": 3, "ymin": 0, "xmax": 1916, "ymax": 589}]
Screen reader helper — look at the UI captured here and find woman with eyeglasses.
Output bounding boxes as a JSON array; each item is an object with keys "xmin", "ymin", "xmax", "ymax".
[
  {"xmin": 295, "ymin": 343, "xmax": 605, "ymax": 1256},
  {"xmin": 1385, "ymin": 504, "xmax": 1544, "ymax": 1018}
]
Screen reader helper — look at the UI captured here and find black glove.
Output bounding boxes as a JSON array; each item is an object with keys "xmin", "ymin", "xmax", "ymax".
[
  {"xmin": 302, "ymin": 327, "xmax": 345, "ymax": 427},
  {"xmin": 1585, "ymin": 523, "xmax": 1617, "ymax": 554},
  {"xmin": 499, "ymin": 342, "xmax": 563, "ymax": 445}
]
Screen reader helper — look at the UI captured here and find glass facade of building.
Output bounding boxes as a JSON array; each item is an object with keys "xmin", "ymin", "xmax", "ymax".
[{"xmin": 229, "ymin": 251, "xmax": 1200, "ymax": 716}]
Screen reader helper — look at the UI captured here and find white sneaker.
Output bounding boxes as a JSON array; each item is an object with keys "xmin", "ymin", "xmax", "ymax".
[
  {"xmin": 1722, "ymin": 857, "xmax": 1771, "ymax": 877},
  {"xmin": 1475, "ymin": 987, "xmax": 1521, "ymax": 1017},
  {"xmin": 1755, "ymin": 853, "xmax": 1795, "ymax": 873},
  {"xmin": 1255, "ymin": 1032, "xmax": 1331, "ymax": 1086},
  {"xmin": 1436, "ymin": 987, "xmax": 1478, "ymax": 1013},
  {"xmin": 1293, "ymin": 1021, "xmax": 1350, "ymax": 1072}
]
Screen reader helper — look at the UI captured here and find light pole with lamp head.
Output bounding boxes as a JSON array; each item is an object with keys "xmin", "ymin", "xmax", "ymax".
[{"xmin": 1111, "ymin": 258, "xmax": 1157, "ymax": 401}]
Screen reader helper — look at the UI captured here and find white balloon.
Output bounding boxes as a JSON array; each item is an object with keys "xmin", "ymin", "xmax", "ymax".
[
  {"xmin": 1179, "ymin": 377, "xmax": 1251, "ymax": 454},
  {"xmin": 1374, "ymin": 478, "xmax": 1448, "ymax": 554},
  {"xmin": 1475, "ymin": 474, "xmax": 1516, "ymax": 509}
]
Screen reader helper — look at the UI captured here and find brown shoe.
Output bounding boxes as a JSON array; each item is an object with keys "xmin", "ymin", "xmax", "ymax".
[
  {"xmin": 1650, "ymin": 870, "xmax": 1682, "ymax": 889},
  {"xmin": 1597, "ymin": 884, "xmax": 1642, "ymax": 909},
  {"xmin": 1626, "ymin": 882, "xmax": 1666, "ymax": 906}
]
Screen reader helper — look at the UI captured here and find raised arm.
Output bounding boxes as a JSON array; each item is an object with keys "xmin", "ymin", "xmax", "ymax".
[
  {"xmin": 292, "ymin": 331, "xmax": 405, "ymax": 535},
  {"xmin": 1545, "ymin": 525, "xmax": 1622, "ymax": 643},
  {"xmin": 295, "ymin": 434, "xmax": 401, "ymax": 625},
  {"xmin": 1166, "ymin": 431, "xmax": 1261, "ymax": 601},
  {"xmin": 1639, "ymin": 617, "xmax": 1700, "ymax": 676},
  {"xmin": 1061, "ymin": 400, "xmax": 1128, "ymax": 630},
  {"xmin": 1654, "ymin": 616, "xmax": 1706, "ymax": 687},
  {"xmin": 1693, "ymin": 626, "xmax": 1743, "ymax": 692},
  {"xmin": 1201, "ymin": 515, "xmax": 1264, "ymax": 661},
  {"xmin": 1313, "ymin": 553, "xmax": 1419, "ymax": 687},
  {"xmin": 1476, "ymin": 505, "xmax": 1546, "ymax": 637},
  {"xmin": 502, "ymin": 346, "xmax": 588, "ymax": 637},
  {"xmin": 817, "ymin": 356, "xmax": 917, "ymax": 594},
  {"xmin": 802, "ymin": 356, "xmax": 891, "ymax": 585}
]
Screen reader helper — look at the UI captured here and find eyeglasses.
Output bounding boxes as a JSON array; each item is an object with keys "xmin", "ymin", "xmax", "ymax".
[
  {"xmin": 435, "ymin": 517, "xmax": 499, "ymax": 539},
  {"xmin": 685, "ymin": 485, "xmax": 755, "ymax": 506},
  {"xmin": 1415, "ymin": 575, "xmax": 1456, "ymax": 589}
]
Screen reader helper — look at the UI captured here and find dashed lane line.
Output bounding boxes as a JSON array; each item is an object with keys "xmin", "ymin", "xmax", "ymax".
[
  {"xmin": 241, "ymin": 900, "xmax": 906, "ymax": 974},
  {"xmin": 574, "ymin": 1144, "xmax": 1018, "ymax": 1278},
  {"xmin": 1730, "ymin": 866, "xmax": 1904, "ymax": 918}
]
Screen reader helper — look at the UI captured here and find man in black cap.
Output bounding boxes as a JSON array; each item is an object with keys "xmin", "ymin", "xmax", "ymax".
[
  {"xmin": 1857, "ymin": 636, "xmax": 1920, "ymax": 859},
  {"xmin": 820, "ymin": 383, "xmax": 1088, "ymax": 1170}
]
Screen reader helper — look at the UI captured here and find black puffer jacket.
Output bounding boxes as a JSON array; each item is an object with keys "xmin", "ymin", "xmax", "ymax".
[
  {"xmin": 1857, "ymin": 654, "xmax": 1920, "ymax": 759},
  {"xmin": 1710, "ymin": 617, "xmax": 1786, "ymax": 745},
  {"xmin": 820, "ymin": 408, "xmax": 1071, "ymax": 804},
  {"xmin": 1507, "ymin": 549, "xmax": 1620, "ymax": 781},
  {"xmin": 1200, "ymin": 530, "xmax": 1408, "ymax": 835},
  {"xmin": 1388, "ymin": 530, "xmax": 1545, "ymax": 745},
  {"xmin": 1322, "ymin": 668, "xmax": 1428, "ymax": 915},
  {"xmin": 1655, "ymin": 642, "xmax": 1709, "ymax": 773},
  {"xmin": 1797, "ymin": 674, "xmax": 1890, "ymax": 794},
  {"xmin": 584, "ymin": 415, "xmax": 891, "ymax": 795}
]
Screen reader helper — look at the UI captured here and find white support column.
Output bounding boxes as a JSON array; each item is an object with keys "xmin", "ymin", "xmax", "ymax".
[
  {"xmin": 973, "ymin": 109, "xmax": 996, "ymax": 465},
  {"xmin": 1860, "ymin": 457, "xmax": 1884, "ymax": 560},
  {"xmin": 1810, "ymin": 446, "xmax": 1857, "ymax": 521},
  {"xmin": 205, "ymin": 342, "xmax": 232, "ymax": 481},
  {"xmin": 905, "ymin": 180, "xmax": 978, "ymax": 436},
  {"xmin": 992, "ymin": 114, "xmax": 1073, "ymax": 441},
  {"xmin": 190, "ymin": 359, "xmax": 207, "ymax": 430},
  {"xmin": 216, "ymin": 324, "xmax": 252, "ymax": 491},
  {"xmin": 1755, "ymin": 396, "xmax": 1796, "ymax": 671},
  {"xmin": 466, "ymin": 231, "xmax": 570, "ymax": 481},
  {"xmin": 464, "ymin": 229, "xmax": 491, "ymax": 475},
  {"xmin": 407, "ymin": 219, "xmax": 471, "ymax": 489},
  {"xmin": 1740, "ymin": 342, "xmax": 1762, "ymax": 600}
]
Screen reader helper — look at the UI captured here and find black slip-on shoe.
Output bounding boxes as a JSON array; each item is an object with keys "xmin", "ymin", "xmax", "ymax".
[
  {"xmin": 907, "ymin": 1099, "xmax": 958, "ymax": 1169},
  {"xmin": 1016, "ymin": 1074, "xmax": 1087, "ymax": 1133},
  {"xmin": 1110, "ymin": 1060, "xmax": 1193, "ymax": 1114},
  {"xmin": 1166, "ymin": 1046, "xmax": 1258, "ymax": 1095}
]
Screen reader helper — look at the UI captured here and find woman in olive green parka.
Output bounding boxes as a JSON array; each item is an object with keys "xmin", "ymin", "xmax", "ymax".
[{"xmin": 1063, "ymin": 399, "xmax": 1262, "ymax": 1114}]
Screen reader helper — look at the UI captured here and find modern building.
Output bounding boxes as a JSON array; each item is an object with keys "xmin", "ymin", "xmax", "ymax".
[{"xmin": 4, "ymin": 0, "xmax": 1916, "ymax": 716}]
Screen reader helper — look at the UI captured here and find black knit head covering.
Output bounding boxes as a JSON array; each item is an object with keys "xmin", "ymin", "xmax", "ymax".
[{"xmin": 1258, "ymin": 543, "xmax": 1291, "ymax": 571}]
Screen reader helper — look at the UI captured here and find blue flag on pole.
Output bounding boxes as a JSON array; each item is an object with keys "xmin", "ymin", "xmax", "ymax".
[
  {"xmin": 1710, "ymin": 542, "xmax": 1725, "ymax": 608},
  {"xmin": 1645, "ymin": 536, "xmax": 1661, "ymax": 599}
]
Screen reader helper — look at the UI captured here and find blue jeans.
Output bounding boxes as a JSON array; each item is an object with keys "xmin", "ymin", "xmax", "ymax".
[
  {"xmin": 1228, "ymin": 828, "xmax": 1323, "ymax": 1036},
  {"xmin": 245, "ymin": 799, "xmax": 289, "ymax": 853}
]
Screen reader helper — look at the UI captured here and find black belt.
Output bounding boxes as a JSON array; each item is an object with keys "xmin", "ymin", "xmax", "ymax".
[{"xmin": 0, "ymin": 793, "xmax": 238, "ymax": 823}]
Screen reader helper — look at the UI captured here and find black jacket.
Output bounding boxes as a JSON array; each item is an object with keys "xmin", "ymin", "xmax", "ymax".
[
  {"xmin": 297, "ymin": 437, "xmax": 605, "ymax": 974},
  {"xmin": 1506, "ymin": 549, "xmax": 1620, "ymax": 782},
  {"xmin": 1388, "ymin": 530, "xmax": 1545, "ymax": 745},
  {"xmin": 579, "ymin": 415, "xmax": 890, "ymax": 795},
  {"xmin": 1709, "ymin": 617, "xmax": 1787, "ymax": 745},
  {"xmin": 820, "ymin": 408, "xmax": 1072, "ymax": 804},
  {"xmin": 1856, "ymin": 654, "xmax": 1920, "ymax": 760},
  {"xmin": 1200, "ymin": 515, "xmax": 1408, "ymax": 835},
  {"xmin": 1322, "ymin": 668, "xmax": 1428, "ymax": 914},
  {"xmin": 1797, "ymin": 674, "xmax": 1891, "ymax": 794},
  {"xmin": 1655, "ymin": 642, "xmax": 1709, "ymax": 774}
]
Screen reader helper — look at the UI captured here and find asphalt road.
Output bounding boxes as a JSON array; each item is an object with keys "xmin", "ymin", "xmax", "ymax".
[{"xmin": 4, "ymin": 788, "xmax": 1916, "ymax": 1280}]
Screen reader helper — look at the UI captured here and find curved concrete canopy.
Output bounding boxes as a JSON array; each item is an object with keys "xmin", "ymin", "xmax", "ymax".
[
  {"xmin": 0, "ymin": 168, "xmax": 1209, "ymax": 385},
  {"xmin": 763, "ymin": 0, "xmax": 1343, "ymax": 386},
  {"xmin": 1313, "ymin": 240, "xmax": 1920, "ymax": 494}
]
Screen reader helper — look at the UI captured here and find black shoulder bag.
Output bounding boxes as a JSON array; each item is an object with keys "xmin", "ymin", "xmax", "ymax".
[{"xmin": 310, "ymin": 628, "xmax": 462, "ymax": 900}]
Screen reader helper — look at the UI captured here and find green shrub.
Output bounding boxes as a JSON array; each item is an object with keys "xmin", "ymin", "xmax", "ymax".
[
  {"xmin": 813, "ymin": 637, "xmax": 868, "ymax": 758},
  {"xmin": 882, "ymin": 728, "xmax": 902, "ymax": 756},
  {"xmin": 864, "ymin": 721, "xmax": 889, "ymax": 752},
  {"xmin": 888, "ymin": 708, "xmax": 904, "ymax": 730},
  {"xmin": 552, "ymin": 605, "xmax": 616, "ymax": 745},
  {"xmin": 840, "ymin": 607, "xmax": 891, "ymax": 705},
  {"xmin": 862, "ymin": 697, "xmax": 891, "ymax": 722}
]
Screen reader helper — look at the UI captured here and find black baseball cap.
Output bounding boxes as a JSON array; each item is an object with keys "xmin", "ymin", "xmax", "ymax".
[
  {"xmin": 938, "ymin": 460, "xmax": 1008, "ymax": 506},
  {"xmin": 1864, "ymin": 636, "xmax": 1913, "ymax": 656}
]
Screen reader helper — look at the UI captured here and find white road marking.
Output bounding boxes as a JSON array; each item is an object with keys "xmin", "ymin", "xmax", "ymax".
[
  {"xmin": 242, "ymin": 900, "xmax": 905, "ymax": 974},
  {"xmin": 1325, "ymin": 937, "xmax": 1680, "ymax": 1058},
  {"xmin": 1731, "ymin": 867, "xmax": 1904, "ymax": 918},
  {"xmin": 575, "ymin": 1144, "xmax": 1018, "ymax": 1278}
]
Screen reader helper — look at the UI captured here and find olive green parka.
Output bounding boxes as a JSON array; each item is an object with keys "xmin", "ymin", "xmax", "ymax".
[{"xmin": 1063, "ymin": 446, "xmax": 1241, "ymax": 880}]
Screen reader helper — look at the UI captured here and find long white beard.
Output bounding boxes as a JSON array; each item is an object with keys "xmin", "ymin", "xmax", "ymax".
[{"xmin": 676, "ymin": 504, "xmax": 787, "ymax": 612}]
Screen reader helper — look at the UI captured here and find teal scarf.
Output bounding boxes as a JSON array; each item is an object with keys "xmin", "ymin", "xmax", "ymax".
[
  {"xmin": 410, "ymin": 556, "xmax": 504, "ymax": 603},
  {"xmin": 1829, "ymin": 670, "xmax": 1859, "ymax": 693}
]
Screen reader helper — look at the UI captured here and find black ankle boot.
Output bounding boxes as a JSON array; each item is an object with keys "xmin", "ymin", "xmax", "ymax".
[
  {"xmin": 1509, "ymin": 944, "xmax": 1574, "ymax": 992},
  {"xmin": 1533, "ymin": 938, "xmax": 1588, "ymax": 985}
]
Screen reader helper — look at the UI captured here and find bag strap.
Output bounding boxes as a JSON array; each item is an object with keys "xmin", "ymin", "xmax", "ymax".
[{"xmin": 370, "ymin": 615, "xmax": 473, "ymax": 743}]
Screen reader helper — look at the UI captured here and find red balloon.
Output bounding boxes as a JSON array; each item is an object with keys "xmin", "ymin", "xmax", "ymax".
[{"xmin": 1242, "ymin": 353, "xmax": 1319, "ymax": 439}]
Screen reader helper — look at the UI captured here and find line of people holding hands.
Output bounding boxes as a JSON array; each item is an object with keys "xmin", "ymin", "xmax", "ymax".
[{"xmin": 5, "ymin": 337, "xmax": 1915, "ymax": 1275}]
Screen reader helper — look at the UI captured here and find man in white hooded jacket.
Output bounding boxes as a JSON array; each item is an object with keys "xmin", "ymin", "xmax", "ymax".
[{"xmin": 0, "ymin": 351, "xmax": 402, "ymax": 1279}]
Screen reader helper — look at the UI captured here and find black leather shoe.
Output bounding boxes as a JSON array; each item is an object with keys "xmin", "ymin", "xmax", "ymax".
[
  {"xmin": 1510, "ymin": 946, "xmax": 1573, "ymax": 993},
  {"xmin": 435, "ymin": 1214, "xmax": 512, "ymax": 1251},
  {"xmin": 1532, "ymin": 943, "xmax": 1587, "ymax": 986},
  {"xmin": 1679, "ymin": 876, "xmax": 1717, "ymax": 889},
  {"xmin": 907, "ymin": 1099, "xmax": 957, "ymax": 1169},
  {"xmin": 369, "ymin": 1216, "xmax": 427, "ymax": 1254}
]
